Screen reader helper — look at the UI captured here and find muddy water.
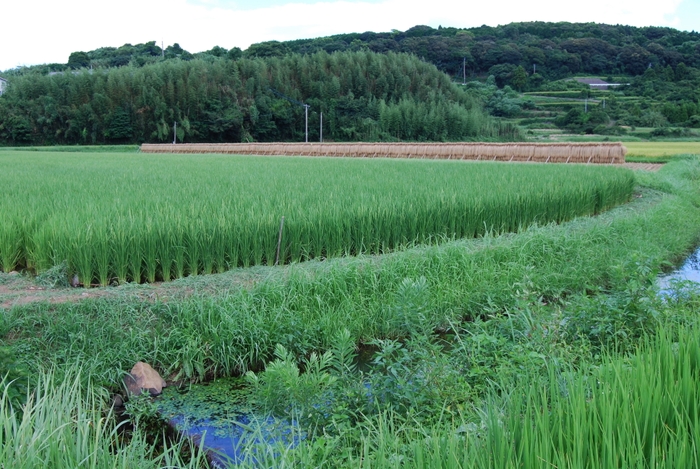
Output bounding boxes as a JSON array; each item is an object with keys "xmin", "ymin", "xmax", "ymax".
[{"xmin": 658, "ymin": 246, "xmax": 700, "ymax": 295}]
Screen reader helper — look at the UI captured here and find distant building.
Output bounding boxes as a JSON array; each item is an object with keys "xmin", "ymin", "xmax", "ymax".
[
  {"xmin": 574, "ymin": 78, "xmax": 628, "ymax": 90},
  {"xmin": 0, "ymin": 77, "xmax": 7, "ymax": 96}
]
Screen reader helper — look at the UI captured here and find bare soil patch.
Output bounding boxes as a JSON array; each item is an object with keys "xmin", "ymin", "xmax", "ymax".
[
  {"xmin": 0, "ymin": 275, "xmax": 155, "ymax": 309},
  {"xmin": 0, "ymin": 270, "xmax": 263, "ymax": 309}
]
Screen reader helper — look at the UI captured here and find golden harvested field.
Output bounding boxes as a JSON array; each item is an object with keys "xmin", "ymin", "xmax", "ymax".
[{"xmin": 625, "ymin": 142, "xmax": 700, "ymax": 157}]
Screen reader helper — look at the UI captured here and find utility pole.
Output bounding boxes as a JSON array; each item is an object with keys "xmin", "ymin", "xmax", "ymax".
[
  {"xmin": 320, "ymin": 112, "xmax": 323, "ymax": 143},
  {"xmin": 533, "ymin": 64, "xmax": 536, "ymax": 74},
  {"xmin": 584, "ymin": 99, "xmax": 588, "ymax": 113},
  {"xmin": 173, "ymin": 121, "xmax": 177, "ymax": 144},
  {"xmin": 463, "ymin": 57, "xmax": 466, "ymax": 85},
  {"xmin": 268, "ymin": 88, "xmax": 311, "ymax": 143}
]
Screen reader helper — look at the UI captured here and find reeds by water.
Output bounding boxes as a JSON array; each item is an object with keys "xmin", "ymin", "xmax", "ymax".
[{"xmin": 0, "ymin": 369, "xmax": 206, "ymax": 469}]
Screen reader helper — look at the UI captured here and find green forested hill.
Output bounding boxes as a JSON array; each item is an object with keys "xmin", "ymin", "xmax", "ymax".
[
  {"xmin": 276, "ymin": 22, "xmax": 700, "ymax": 130},
  {"xmin": 0, "ymin": 51, "xmax": 518, "ymax": 145},
  {"xmin": 11, "ymin": 22, "xmax": 699, "ymax": 81},
  {"xmin": 279, "ymin": 22, "xmax": 700, "ymax": 80},
  {"xmin": 2, "ymin": 21, "xmax": 699, "ymax": 145}
]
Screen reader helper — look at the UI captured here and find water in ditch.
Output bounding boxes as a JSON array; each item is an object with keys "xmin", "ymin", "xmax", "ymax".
[
  {"xmin": 155, "ymin": 377, "xmax": 301, "ymax": 467},
  {"xmin": 658, "ymin": 246, "xmax": 700, "ymax": 297},
  {"xmin": 155, "ymin": 247, "xmax": 700, "ymax": 466}
]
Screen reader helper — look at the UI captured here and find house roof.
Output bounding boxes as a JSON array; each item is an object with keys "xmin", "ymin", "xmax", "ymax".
[{"xmin": 0, "ymin": 77, "xmax": 7, "ymax": 83}]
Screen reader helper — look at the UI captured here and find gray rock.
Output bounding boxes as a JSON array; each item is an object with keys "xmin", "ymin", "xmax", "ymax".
[{"xmin": 112, "ymin": 394, "xmax": 124, "ymax": 408}]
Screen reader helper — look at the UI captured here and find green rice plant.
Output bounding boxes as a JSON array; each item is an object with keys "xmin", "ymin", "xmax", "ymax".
[
  {"xmin": 26, "ymin": 219, "xmax": 57, "ymax": 274},
  {"xmin": 185, "ymin": 221, "xmax": 201, "ymax": 276},
  {"xmin": 200, "ymin": 226, "xmax": 216, "ymax": 276},
  {"xmin": 251, "ymin": 219, "xmax": 266, "ymax": 266},
  {"xmin": 491, "ymin": 321, "xmax": 700, "ymax": 469},
  {"xmin": 127, "ymin": 233, "xmax": 142, "ymax": 284},
  {"xmin": 142, "ymin": 219, "xmax": 159, "ymax": 284},
  {"xmin": 71, "ymin": 224, "xmax": 95, "ymax": 287},
  {"xmin": 0, "ymin": 219, "xmax": 23, "ymax": 273},
  {"xmin": 94, "ymin": 232, "xmax": 111, "ymax": 287},
  {"xmin": 212, "ymin": 216, "xmax": 228, "ymax": 273},
  {"xmin": 172, "ymin": 227, "xmax": 187, "ymax": 279},
  {"xmin": 264, "ymin": 216, "xmax": 280, "ymax": 267},
  {"xmin": 110, "ymin": 223, "xmax": 130, "ymax": 284},
  {"xmin": 0, "ymin": 152, "xmax": 635, "ymax": 283}
]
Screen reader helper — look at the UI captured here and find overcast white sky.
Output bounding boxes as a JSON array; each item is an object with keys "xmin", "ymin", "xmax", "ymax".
[{"xmin": 1, "ymin": 0, "xmax": 698, "ymax": 72}]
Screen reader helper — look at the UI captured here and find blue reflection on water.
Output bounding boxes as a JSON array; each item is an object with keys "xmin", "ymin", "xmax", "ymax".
[
  {"xmin": 156, "ymin": 377, "xmax": 302, "ymax": 467},
  {"xmin": 168, "ymin": 413, "xmax": 301, "ymax": 467},
  {"xmin": 658, "ymin": 247, "xmax": 700, "ymax": 298}
]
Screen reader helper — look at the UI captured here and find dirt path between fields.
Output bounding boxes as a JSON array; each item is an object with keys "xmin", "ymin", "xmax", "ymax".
[
  {"xmin": 0, "ymin": 275, "xmax": 177, "ymax": 309},
  {"xmin": 0, "ymin": 269, "xmax": 264, "ymax": 310}
]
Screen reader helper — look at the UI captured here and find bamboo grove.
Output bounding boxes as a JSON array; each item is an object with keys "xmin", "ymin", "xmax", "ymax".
[
  {"xmin": 0, "ymin": 51, "xmax": 520, "ymax": 146},
  {"xmin": 0, "ymin": 152, "xmax": 634, "ymax": 285}
]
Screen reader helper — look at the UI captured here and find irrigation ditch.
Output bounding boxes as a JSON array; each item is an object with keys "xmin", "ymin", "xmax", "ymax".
[
  {"xmin": 659, "ymin": 245, "xmax": 700, "ymax": 295},
  {"xmin": 151, "ymin": 246, "xmax": 700, "ymax": 467}
]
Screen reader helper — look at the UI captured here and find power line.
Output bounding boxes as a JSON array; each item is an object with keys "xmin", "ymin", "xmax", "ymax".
[{"xmin": 268, "ymin": 88, "xmax": 310, "ymax": 142}]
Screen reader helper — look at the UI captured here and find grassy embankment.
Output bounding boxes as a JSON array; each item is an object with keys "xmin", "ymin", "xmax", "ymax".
[{"xmin": 1, "ymin": 155, "xmax": 699, "ymax": 467}]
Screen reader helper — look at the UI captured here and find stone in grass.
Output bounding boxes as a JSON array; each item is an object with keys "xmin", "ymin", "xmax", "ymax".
[{"xmin": 124, "ymin": 361, "xmax": 167, "ymax": 397}]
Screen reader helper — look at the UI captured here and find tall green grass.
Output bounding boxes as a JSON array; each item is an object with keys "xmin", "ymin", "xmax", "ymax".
[
  {"xmin": 355, "ymin": 320, "xmax": 700, "ymax": 469},
  {"xmin": 0, "ymin": 152, "xmax": 634, "ymax": 285},
  {"xmin": 0, "ymin": 367, "xmax": 206, "ymax": 469},
  {"xmin": 0, "ymin": 157, "xmax": 698, "ymax": 468},
  {"xmin": 3, "ymin": 161, "xmax": 697, "ymax": 385},
  {"xmin": 206, "ymin": 282, "xmax": 700, "ymax": 468}
]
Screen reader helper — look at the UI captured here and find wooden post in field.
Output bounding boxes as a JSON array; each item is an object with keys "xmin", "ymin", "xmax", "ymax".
[{"xmin": 275, "ymin": 216, "xmax": 285, "ymax": 266}]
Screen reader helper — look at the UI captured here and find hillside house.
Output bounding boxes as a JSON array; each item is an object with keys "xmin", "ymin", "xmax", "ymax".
[
  {"xmin": 0, "ymin": 77, "xmax": 7, "ymax": 96},
  {"xmin": 574, "ymin": 78, "xmax": 628, "ymax": 90}
]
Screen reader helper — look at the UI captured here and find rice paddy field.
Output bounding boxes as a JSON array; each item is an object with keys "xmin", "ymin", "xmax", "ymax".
[
  {"xmin": 0, "ymin": 151, "xmax": 634, "ymax": 286},
  {"xmin": 2, "ymin": 150, "xmax": 700, "ymax": 468},
  {"xmin": 625, "ymin": 141, "xmax": 700, "ymax": 158}
]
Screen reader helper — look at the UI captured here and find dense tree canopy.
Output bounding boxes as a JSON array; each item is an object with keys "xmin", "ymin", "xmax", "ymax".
[
  {"xmin": 5, "ymin": 22, "xmax": 697, "ymax": 83},
  {"xmin": 0, "ymin": 51, "xmax": 518, "ymax": 145},
  {"xmin": 280, "ymin": 22, "xmax": 700, "ymax": 80},
  {"xmin": 2, "ymin": 21, "xmax": 698, "ymax": 143}
]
